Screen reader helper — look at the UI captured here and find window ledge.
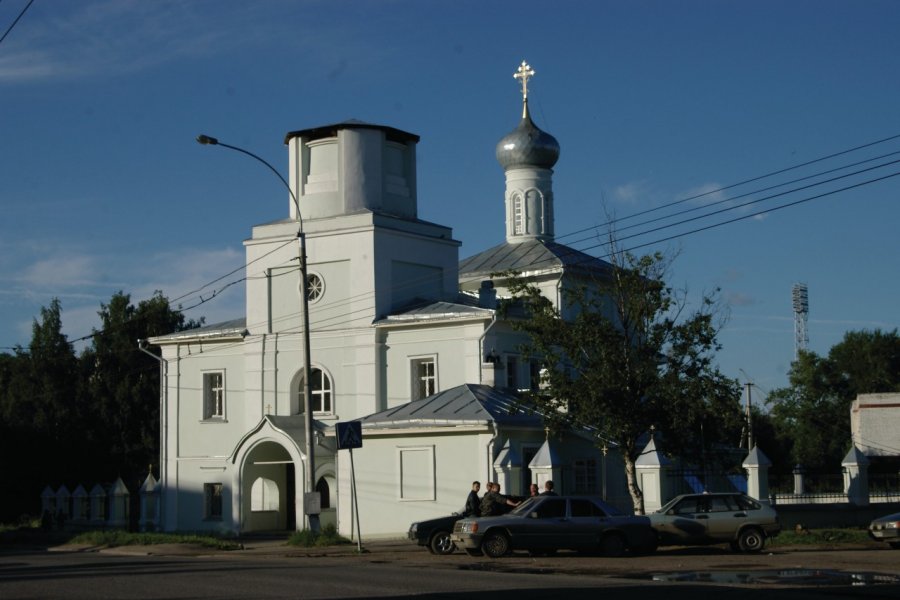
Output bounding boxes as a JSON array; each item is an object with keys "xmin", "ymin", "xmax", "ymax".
[{"xmin": 200, "ymin": 418, "xmax": 228, "ymax": 424}]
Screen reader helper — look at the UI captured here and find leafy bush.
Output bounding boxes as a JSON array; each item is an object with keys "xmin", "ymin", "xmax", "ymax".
[{"xmin": 287, "ymin": 523, "xmax": 351, "ymax": 547}]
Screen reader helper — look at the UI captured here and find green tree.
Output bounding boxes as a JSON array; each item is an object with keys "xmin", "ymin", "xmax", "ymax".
[
  {"xmin": 0, "ymin": 299, "xmax": 84, "ymax": 519},
  {"xmin": 766, "ymin": 329, "xmax": 900, "ymax": 472},
  {"xmin": 80, "ymin": 291, "xmax": 201, "ymax": 484},
  {"xmin": 503, "ymin": 250, "xmax": 742, "ymax": 514}
]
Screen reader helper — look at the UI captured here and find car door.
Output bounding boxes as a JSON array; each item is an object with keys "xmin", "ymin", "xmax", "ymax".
[
  {"xmin": 514, "ymin": 497, "xmax": 568, "ymax": 550},
  {"xmin": 655, "ymin": 495, "xmax": 710, "ymax": 544},
  {"xmin": 567, "ymin": 498, "xmax": 608, "ymax": 549},
  {"xmin": 703, "ymin": 495, "xmax": 745, "ymax": 542}
]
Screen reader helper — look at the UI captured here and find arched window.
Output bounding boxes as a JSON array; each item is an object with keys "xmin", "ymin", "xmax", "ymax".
[
  {"xmin": 316, "ymin": 477, "xmax": 331, "ymax": 509},
  {"xmin": 250, "ymin": 477, "xmax": 279, "ymax": 512},
  {"xmin": 512, "ymin": 194, "xmax": 525, "ymax": 235},
  {"xmin": 299, "ymin": 368, "xmax": 333, "ymax": 414}
]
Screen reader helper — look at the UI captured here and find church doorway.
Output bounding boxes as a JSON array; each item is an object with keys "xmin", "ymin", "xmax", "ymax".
[
  {"xmin": 285, "ymin": 463, "xmax": 296, "ymax": 530},
  {"xmin": 242, "ymin": 441, "xmax": 301, "ymax": 532}
]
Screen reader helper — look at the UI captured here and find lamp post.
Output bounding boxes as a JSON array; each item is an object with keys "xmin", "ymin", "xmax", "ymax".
[{"xmin": 196, "ymin": 134, "xmax": 318, "ymax": 531}]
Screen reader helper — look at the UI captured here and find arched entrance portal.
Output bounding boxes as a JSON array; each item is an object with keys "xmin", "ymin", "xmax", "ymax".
[{"xmin": 241, "ymin": 441, "xmax": 298, "ymax": 532}]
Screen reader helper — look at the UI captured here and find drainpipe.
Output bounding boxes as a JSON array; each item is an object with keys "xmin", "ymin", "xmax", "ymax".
[
  {"xmin": 485, "ymin": 421, "xmax": 498, "ymax": 485},
  {"xmin": 477, "ymin": 314, "xmax": 499, "ymax": 384},
  {"xmin": 137, "ymin": 339, "xmax": 167, "ymax": 531}
]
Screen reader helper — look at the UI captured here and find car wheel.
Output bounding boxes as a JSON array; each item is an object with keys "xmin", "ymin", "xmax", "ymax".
[
  {"xmin": 429, "ymin": 530, "xmax": 456, "ymax": 555},
  {"xmin": 599, "ymin": 533, "xmax": 627, "ymax": 557},
  {"xmin": 737, "ymin": 527, "xmax": 765, "ymax": 553},
  {"xmin": 888, "ymin": 541, "xmax": 900, "ymax": 550},
  {"xmin": 464, "ymin": 548, "xmax": 484, "ymax": 557},
  {"xmin": 482, "ymin": 531, "xmax": 511, "ymax": 558}
]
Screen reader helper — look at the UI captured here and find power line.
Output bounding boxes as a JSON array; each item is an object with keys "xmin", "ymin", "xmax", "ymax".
[
  {"xmin": 7, "ymin": 132, "xmax": 900, "ymax": 351},
  {"xmin": 556, "ymin": 130, "xmax": 900, "ymax": 242},
  {"xmin": 0, "ymin": 0, "xmax": 35, "ymax": 46}
]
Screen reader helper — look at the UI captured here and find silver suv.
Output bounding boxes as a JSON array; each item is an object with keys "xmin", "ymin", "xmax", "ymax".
[{"xmin": 649, "ymin": 492, "xmax": 781, "ymax": 553}]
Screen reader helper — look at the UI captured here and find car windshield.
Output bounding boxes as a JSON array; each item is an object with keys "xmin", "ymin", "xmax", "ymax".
[
  {"xmin": 509, "ymin": 497, "xmax": 540, "ymax": 515},
  {"xmin": 658, "ymin": 495, "xmax": 685, "ymax": 513}
]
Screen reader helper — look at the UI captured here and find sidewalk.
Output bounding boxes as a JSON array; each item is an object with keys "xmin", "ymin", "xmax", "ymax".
[{"xmin": 86, "ymin": 536, "xmax": 413, "ymax": 559}]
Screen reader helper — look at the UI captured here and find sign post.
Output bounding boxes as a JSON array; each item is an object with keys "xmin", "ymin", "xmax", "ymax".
[{"xmin": 335, "ymin": 421, "xmax": 363, "ymax": 551}]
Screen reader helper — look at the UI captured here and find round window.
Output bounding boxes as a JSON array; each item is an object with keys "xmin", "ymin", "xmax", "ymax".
[{"xmin": 305, "ymin": 272, "xmax": 324, "ymax": 302}]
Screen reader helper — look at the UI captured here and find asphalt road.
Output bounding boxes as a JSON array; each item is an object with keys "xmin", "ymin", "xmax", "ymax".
[{"xmin": 2, "ymin": 540, "xmax": 900, "ymax": 599}]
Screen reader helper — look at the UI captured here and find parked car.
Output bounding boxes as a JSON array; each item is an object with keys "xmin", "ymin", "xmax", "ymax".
[
  {"xmin": 451, "ymin": 495, "xmax": 657, "ymax": 558},
  {"xmin": 408, "ymin": 513, "xmax": 463, "ymax": 555},
  {"xmin": 648, "ymin": 492, "xmax": 781, "ymax": 553},
  {"xmin": 868, "ymin": 512, "xmax": 900, "ymax": 549}
]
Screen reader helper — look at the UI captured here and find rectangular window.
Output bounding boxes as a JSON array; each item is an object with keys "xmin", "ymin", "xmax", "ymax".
[
  {"xmin": 506, "ymin": 356, "xmax": 518, "ymax": 389},
  {"xmin": 529, "ymin": 361, "xmax": 542, "ymax": 391},
  {"xmin": 204, "ymin": 483, "xmax": 223, "ymax": 519},
  {"xmin": 398, "ymin": 446, "xmax": 435, "ymax": 501},
  {"xmin": 203, "ymin": 371, "xmax": 225, "ymax": 420},
  {"xmin": 410, "ymin": 356, "xmax": 437, "ymax": 401},
  {"xmin": 574, "ymin": 458, "xmax": 598, "ymax": 494}
]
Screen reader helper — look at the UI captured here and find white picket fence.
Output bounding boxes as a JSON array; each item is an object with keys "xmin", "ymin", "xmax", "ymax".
[{"xmin": 41, "ymin": 471, "xmax": 159, "ymax": 531}]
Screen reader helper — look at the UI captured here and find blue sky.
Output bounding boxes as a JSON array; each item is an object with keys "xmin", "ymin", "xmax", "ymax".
[{"xmin": 1, "ymin": 0, "xmax": 897, "ymax": 397}]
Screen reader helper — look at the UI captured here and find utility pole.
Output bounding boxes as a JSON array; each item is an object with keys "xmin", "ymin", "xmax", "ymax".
[{"xmin": 745, "ymin": 382, "xmax": 754, "ymax": 450}]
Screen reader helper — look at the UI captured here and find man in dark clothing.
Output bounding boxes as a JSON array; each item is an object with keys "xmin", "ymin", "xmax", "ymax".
[
  {"xmin": 540, "ymin": 480, "xmax": 558, "ymax": 496},
  {"xmin": 480, "ymin": 482, "xmax": 519, "ymax": 516},
  {"xmin": 463, "ymin": 481, "xmax": 481, "ymax": 516}
]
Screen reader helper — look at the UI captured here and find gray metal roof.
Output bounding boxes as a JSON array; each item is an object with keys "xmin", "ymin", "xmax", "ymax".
[
  {"xmin": 149, "ymin": 318, "xmax": 247, "ymax": 343},
  {"xmin": 284, "ymin": 119, "xmax": 419, "ymax": 145},
  {"xmin": 357, "ymin": 383, "xmax": 544, "ymax": 430},
  {"xmin": 459, "ymin": 239, "xmax": 615, "ymax": 280},
  {"xmin": 376, "ymin": 299, "xmax": 493, "ymax": 325}
]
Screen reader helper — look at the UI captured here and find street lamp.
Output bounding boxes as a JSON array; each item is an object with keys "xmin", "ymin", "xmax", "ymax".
[{"xmin": 196, "ymin": 133, "xmax": 319, "ymax": 531}]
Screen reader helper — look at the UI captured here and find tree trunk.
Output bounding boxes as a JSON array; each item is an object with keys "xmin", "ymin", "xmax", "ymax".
[{"xmin": 622, "ymin": 452, "xmax": 645, "ymax": 515}]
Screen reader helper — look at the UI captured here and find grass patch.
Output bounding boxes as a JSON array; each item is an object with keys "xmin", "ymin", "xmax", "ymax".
[
  {"xmin": 0, "ymin": 519, "xmax": 239, "ymax": 551},
  {"xmin": 287, "ymin": 523, "xmax": 351, "ymax": 547},
  {"xmin": 68, "ymin": 530, "xmax": 241, "ymax": 550},
  {"xmin": 769, "ymin": 528, "xmax": 872, "ymax": 546}
]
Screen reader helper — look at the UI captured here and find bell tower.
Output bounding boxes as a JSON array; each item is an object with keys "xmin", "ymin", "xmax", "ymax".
[{"xmin": 495, "ymin": 61, "xmax": 560, "ymax": 244}]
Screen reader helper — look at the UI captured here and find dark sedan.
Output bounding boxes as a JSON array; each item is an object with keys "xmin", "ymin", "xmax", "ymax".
[
  {"xmin": 408, "ymin": 513, "xmax": 462, "ymax": 555},
  {"xmin": 451, "ymin": 495, "xmax": 657, "ymax": 558}
]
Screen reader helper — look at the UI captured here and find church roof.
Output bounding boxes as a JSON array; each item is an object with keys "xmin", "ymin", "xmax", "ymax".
[
  {"xmin": 376, "ymin": 299, "xmax": 493, "ymax": 325},
  {"xmin": 459, "ymin": 239, "xmax": 615, "ymax": 280},
  {"xmin": 149, "ymin": 318, "xmax": 247, "ymax": 343},
  {"xmin": 284, "ymin": 119, "xmax": 420, "ymax": 145},
  {"xmin": 357, "ymin": 383, "xmax": 544, "ymax": 430}
]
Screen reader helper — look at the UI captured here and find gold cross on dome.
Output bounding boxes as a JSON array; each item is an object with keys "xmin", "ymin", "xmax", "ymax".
[{"xmin": 514, "ymin": 60, "xmax": 535, "ymax": 100}]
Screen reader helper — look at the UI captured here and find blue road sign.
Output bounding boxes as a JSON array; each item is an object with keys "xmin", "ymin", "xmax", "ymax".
[{"xmin": 336, "ymin": 421, "xmax": 363, "ymax": 450}]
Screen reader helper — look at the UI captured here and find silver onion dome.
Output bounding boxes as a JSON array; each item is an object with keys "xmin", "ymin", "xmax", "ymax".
[
  {"xmin": 496, "ymin": 61, "xmax": 560, "ymax": 170},
  {"xmin": 495, "ymin": 103, "xmax": 560, "ymax": 170}
]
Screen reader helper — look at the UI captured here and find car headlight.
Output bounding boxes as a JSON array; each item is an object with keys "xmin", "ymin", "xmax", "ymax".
[
  {"xmin": 886, "ymin": 521, "xmax": 899, "ymax": 529},
  {"xmin": 462, "ymin": 522, "xmax": 479, "ymax": 534},
  {"xmin": 409, "ymin": 523, "xmax": 418, "ymax": 533}
]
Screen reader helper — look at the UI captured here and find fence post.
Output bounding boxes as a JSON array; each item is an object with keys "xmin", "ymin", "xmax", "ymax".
[
  {"xmin": 792, "ymin": 464, "xmax": 806, "ymax": 495},
  {"xmin": 635, "ymin": 436, "xmax": 670, "ymax": 512},
  {"xmin": 842, "ymin": 446, "xmax": 870, "ymax": 506},
  {"xmin": 742, "ymin": 445, "xmax": 772, "ymax": 504}
]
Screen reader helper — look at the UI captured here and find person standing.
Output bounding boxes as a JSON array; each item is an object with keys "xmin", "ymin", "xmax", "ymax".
[
  {"xmin": 540, "ymin": 480, "xmax": 558, "ymax": 496},
  {"xmin": 463, "ymin": 481, "xmax": 481, "ymax": 516},
  {"xmin": 528, "ymin": 483, "xmax": 540, "ymax": 497},
  {"xmin": 481, "ymin": 482, "xmax": 519, "ymax": 516}
]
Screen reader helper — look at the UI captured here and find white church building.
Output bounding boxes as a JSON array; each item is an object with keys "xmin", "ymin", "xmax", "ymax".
[{"xmin": 149, "ymin": 63, "xmax": 629, "ymax": 537}]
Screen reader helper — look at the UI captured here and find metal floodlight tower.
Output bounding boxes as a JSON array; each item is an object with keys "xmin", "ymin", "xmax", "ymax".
[{"xmin": 792, "ymin": 283, "xmax": 809, "ymax": 359}]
